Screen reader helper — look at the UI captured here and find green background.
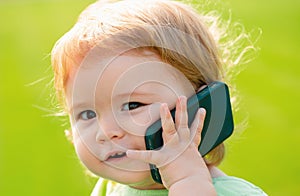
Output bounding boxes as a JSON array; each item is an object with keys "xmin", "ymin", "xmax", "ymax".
[{"xmin": 0, "ymin": 0, "xmax": 299, "ymax": 195}]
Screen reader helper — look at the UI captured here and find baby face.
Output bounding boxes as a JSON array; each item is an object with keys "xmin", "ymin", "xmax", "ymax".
[{"xmin": 65, "ymin": 49, "xmax": 195, "ymax": 189}]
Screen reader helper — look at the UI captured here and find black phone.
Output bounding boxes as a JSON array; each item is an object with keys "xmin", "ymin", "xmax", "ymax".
[{"xmin": 144, "ymin": 81, "xmax": 234, "ymax": 183}]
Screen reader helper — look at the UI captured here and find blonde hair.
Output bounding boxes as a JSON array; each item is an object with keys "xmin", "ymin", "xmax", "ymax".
[{"xmin": 51, "ymin": 0, "xmax": 256, "ymax": 166}]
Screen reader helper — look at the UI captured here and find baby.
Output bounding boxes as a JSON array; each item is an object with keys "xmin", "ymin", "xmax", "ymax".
[{"xmin": 51, "ymin": 0, "xmax": 267, "ymax": 195}]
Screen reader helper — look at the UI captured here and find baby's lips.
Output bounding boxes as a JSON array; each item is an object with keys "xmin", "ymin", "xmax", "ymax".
[{"xmin": 105, "ymin": 150, "xmax": 127, "ymax": 161}]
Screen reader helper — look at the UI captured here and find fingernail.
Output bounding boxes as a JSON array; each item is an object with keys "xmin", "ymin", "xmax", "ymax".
[
  {"xmin": 179, "ymin": 96, "xmax": 186, "ymax": 106},
  {"xmin": 199, "ymin": 108, "xmax": 206, "ymax": 114},
  {"xmin": 161, "ymin": 103, "xmax": 168, "ymax": 113}
]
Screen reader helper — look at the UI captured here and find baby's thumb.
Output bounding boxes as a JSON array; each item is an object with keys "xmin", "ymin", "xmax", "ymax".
[{"xmin": 126, "ymin": 150, "xmax": 156, "ymax": 164}]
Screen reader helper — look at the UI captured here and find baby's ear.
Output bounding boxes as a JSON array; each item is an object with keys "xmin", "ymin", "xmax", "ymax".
[
  {"xmin": 197, "ymin": 85, "xmax": 207, "ymax": 93},
  {"xmin": 64, "ymin": 129, "xmax": 74, "ymax": 144}
]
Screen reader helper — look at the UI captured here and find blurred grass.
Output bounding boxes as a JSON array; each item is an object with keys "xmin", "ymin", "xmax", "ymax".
[
  {"xmin": 0, "ymin": 0, "xmax": 299, "ymax": 195},
  {"xmin": 218, "ymin": 1, "xmax": 300, "ymax": 195},
  {"xmin": 0, "ymin": 1, "xmax": 96, "ymax": 195}
]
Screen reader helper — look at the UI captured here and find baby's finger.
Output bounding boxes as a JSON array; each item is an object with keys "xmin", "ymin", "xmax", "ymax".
[
  {"xmin": 126, "ymin": 149, "xmax": 159, "ymax": 165},
  {"xmin": 190, "ymin": 108, "xmax": 206, "ymax": 147},
  {"xmin": 160, "ymin": 103, "xmax": 177, "ymax": 144},
  {"xmin": 175, "ymin": 96, "xmax": 189, "ymax": 139}
]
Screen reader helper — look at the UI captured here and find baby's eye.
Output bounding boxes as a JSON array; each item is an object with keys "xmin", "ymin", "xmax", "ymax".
[
  {"xmin": 79, "ymin": 110, "xmax": 96, "ymax": 120},
  {"xmin": 122, "ymin": 102, "xmax": 147, "ymax": 111}
]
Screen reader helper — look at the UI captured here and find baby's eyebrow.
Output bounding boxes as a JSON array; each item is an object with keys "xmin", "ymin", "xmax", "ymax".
[
  {"xmin": 68, "ymin": 102, "xmax": 90, "ymax": 114},
  {"xmin": 115, "ymin": 91, "xmax": 157, "ymax": 99}
]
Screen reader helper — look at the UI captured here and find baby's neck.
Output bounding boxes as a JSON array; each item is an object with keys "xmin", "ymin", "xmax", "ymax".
[{"xmin": 208, "ymin": 166, "xmax": 227, "ymax": 178}]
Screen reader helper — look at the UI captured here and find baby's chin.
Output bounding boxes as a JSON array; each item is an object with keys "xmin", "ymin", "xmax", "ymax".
[
  {"xmin": 87, "ymin": 162, "xmax": 153, "ymax": 184},
  {"xmin": 99, "ymin": 169, "xmax": 161, "ymax": 189},
  {"xmin": 103, "ymin": 158, "xmax": 150, "ymax": 172},
  {"xmin": 117, "ymin": 171, "xmax": 164, "ymax": 190}
]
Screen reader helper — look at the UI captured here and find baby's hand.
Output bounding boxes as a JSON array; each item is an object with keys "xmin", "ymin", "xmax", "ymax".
[{"xmin": 127, "ymin": 96, "xmax": 216, "ymax": 195}]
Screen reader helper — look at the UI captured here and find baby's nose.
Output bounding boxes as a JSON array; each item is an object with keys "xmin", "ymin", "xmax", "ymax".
[{"xmin": 96, "ymin": 116, "xmax": 126, "ymax": 143}]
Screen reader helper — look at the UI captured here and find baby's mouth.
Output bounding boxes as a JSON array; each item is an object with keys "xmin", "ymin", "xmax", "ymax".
[{"xmin": 106, "ymin": 152, "xmax": 127, "ymax": 160}]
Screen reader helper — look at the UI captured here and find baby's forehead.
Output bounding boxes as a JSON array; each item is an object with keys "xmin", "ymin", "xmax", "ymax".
[
  {"xmin": 67, "ymin": 48, "xmax": 190, "ymax": 93},
  {"xmin": 74, "ymin": 48, "xmax": 163, "ymax": 75},
  {"xmin": 65, "ymin": 51, "xmax": 193, "ymax": 105}
]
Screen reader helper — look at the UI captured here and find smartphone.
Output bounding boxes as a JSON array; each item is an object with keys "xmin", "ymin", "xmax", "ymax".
[{"xmin": 144, "ymin": 81, "xmax": 234, "ymax": 183}]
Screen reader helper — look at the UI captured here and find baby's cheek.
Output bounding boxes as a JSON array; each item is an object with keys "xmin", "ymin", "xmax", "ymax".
[
  {"xmin": 144, "ymin": 103, "xmax": 162, "ymax": 125},
  {"xmin": 72, "ymin": 138, "xmax": 106, "ymax": 174},
  {"xmin": 74, "ymin": 138, "xmax": 94, "ymax": 164},
  {"xmin": 129, "ymin": 104, "xmax": 162, "ymax": 134}
]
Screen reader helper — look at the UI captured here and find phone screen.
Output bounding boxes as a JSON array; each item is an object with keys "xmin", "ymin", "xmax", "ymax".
[{"xmin": 144, "ymin": 81, "xmax": 234, "ymax": 183}]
